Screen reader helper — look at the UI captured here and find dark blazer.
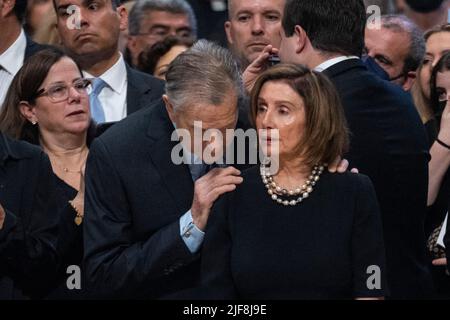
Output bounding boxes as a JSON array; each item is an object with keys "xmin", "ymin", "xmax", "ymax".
[
  {"xmin": 125, "ymin": 64, "xmax": 165, "ymax": 116},
  {"xmin": 323, "ymin": 59, "xmax": 433, "ymax": 299},
  {"xmin": 83, "ymin": 100, "xmax": 200, "ymax": 299},
  {"xmin": 83, "ymin": 99, "xmax": 251, "ymax": 299},
  {"xmin": 24, "ymin": 36, "xmax": 49, "ymax": 60},
  {"xmin": 0, "ymin": 133, "xmax": 58, "ymax": 299}
]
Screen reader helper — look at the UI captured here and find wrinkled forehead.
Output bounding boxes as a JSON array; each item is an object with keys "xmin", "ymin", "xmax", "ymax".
[
  {"xmin": 229, "ymin": 0, "xmax": 285, "ymax": 16},
  {"xmin": 53, "ymin": 0, "xmax": 114, "ymax": 11}
]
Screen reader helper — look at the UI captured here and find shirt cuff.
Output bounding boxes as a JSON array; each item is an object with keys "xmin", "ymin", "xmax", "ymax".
[{"xmin": 179, "ymin": 210, "xmax": 205, "ymax": 254}]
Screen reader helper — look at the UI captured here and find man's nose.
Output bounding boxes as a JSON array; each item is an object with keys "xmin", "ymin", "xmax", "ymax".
[{"xmin": 251, "ymin": 16, "xmax": 264, "ymax": 36}]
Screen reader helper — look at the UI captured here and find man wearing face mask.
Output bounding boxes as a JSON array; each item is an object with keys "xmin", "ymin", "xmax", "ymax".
[{"xmin": 364, "ymin": 14, "xmax": 425, "ymax": 91}]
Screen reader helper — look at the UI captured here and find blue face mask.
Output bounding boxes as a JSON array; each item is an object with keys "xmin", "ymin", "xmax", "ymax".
[{"xmin": 361, "ymin": 55, "xmax": 390, "ymax": 81}]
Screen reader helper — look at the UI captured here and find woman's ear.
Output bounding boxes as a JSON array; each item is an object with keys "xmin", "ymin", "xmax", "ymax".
[{"xmin": 19, "ymin": 101, "xmax": 38, "ymax": 125}]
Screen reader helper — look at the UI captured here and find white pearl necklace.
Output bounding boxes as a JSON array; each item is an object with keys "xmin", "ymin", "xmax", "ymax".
[{"xmin": 260, "ymin": 164, "xmax": 324, "ymax": 206}]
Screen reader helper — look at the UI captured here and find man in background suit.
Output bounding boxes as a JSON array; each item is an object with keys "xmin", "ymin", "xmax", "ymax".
[
  {"xmin": 54, "ymin": 0, "xmax": 165, "ymax": 124},
  {"xmin": 83, "ymin": 40, "xmax": 245, "ymax": 299},
  {"xmin": 244, "ymin": 0, "xmax": 434, "ymax": 299},
  {"xmin": 126, "ymin": 0, "xmax": 197, "ymax": 68},
  {"xmin": 0, "ymin": 0, "xmax": 48, "ymax": 106}
]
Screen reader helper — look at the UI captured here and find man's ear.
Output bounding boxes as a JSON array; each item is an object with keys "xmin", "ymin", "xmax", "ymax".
[
  {"xmin": 0, "ymin": 0, "xmax": 16, "ymax": 18},
  {"xmin": 19, "ymin": 101, "xmax": 38, "ymax": 124},
  {"xmin": 117, "ymin": 5, "xmax": 128, "ymax": 32},
  {"xmin": 162, "ymin": 94, "xmax": 176, "ymax": 124},
  {"xmin": 403, "ymin": 71, "xmax": 416, "ymax": 92},
  {"xmin": 293, "ymin": 25, "xmax": 308, "ymax": 54},
  {"xmin": 224, "ymin": 21, "xmax": 233, "ymax": 45}
]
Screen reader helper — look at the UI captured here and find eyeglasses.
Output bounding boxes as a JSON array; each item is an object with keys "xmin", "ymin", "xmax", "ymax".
[
  {"xmin": 34, "ymin": 78, "xmax": 92, "ymax": 103},
  {"xmin": 132, "ymin": 28, "xmax": 192, "ymax": 41}
]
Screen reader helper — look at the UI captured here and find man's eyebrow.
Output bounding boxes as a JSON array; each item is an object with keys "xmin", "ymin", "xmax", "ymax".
[
  {"xmin": 56, "ymin": 3, "xmax": 71, "ymax": 11},
  {"xmin": 150, "ymin": 24, "xmax": 170, "ymax": 30},
  {"xmin": 235, "ymin": 10, "xmax": 252, "ymax": 16},
  {"xmin": 262, "ymin": 10, "xmax": 281, "ymax": 15},
  {"xmin": 175, "ymin": 26, "xmax": 192, "ymax": 32},
  {"xmin": 83, "ymin": 0, "xmax": 100, "ymax": 7}
]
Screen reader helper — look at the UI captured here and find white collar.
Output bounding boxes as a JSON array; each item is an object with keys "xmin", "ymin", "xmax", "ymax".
[
  {"xmin": 83, "ymin": 53, "xmax": 127, "ymax": 93},
  {"xmin": 0, "ymin": 29, "xmax": 27, "ymax": 75},
  {"xmin": 314, "ymin": 56, "xmax": 359, "ymax": 72}
]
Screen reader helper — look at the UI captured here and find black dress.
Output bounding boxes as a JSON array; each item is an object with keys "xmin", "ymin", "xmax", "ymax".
[
  {"xmin": 44, "ymin": 176, "xmax": 86, "ymax": 299},
  {"xmin": 201, "ymin": 167, "xmax": 388, "ymax": 299}
]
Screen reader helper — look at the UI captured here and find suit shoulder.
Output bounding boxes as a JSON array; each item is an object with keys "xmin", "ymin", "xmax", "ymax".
[
  {"xmin": 0, "ymin": 134, "xmax": 47, "ymax": 166},
  {"xmin": 324, "ymin": 171, "xmax": 374, "ymax": 191},
  {"xmin": 97, "ymin": 107, "xmax": 153, "ymax": 143},
  {"xmin": 127, "ymin": 67, "xmax": 165, "ymax": 88},
  {"xmin": 94, "ymin": 103, "xmax": 157, "ymax": 149},
  {"xmin": 24, "ymin": 39, "xmax": 52, "ymax": 59}
]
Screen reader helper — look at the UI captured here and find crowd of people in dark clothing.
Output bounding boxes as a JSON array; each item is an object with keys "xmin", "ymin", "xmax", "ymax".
[{"xmin": 0, "ymin": 0, "xmax": 450, "ymax": 300}]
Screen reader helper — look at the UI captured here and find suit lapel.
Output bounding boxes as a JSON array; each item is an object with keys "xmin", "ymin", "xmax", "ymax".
[
  {"xmin": 24, "ymin": 36, "xmax": 47, "ymax": 60},
  {"xmin": 126, "ymin": 64, "xmax": 150, "ymax": 115},
  {"xmin": 145, "ymin": 103, "xmax": 194, "ymax": 213}
]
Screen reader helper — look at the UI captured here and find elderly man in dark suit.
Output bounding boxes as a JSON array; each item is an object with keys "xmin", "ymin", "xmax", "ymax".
[
  {"xmin": 54, "ymin": 0, "xmax": 165, "ymax": 124},
  {"xmin": 0, "ymin": 0, "xmax": 48, "ymax": 106},
  {"xmin": 83, "ymin": 40, "xmax": 247, "ymax": 299},
  {"xmin": 244, "ymin": 0, "xmax": 434, "ymax": 299}
]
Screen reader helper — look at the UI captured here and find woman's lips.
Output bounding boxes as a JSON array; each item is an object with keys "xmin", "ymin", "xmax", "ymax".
[{"xmin": 66, "ymin": 110, "xmax": 86, "ymax": 117}]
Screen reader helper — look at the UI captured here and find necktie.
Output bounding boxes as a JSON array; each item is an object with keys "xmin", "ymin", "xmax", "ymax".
[{"xmin": 89, "ymin": 78, "xmax": 107, "ymax": 123}]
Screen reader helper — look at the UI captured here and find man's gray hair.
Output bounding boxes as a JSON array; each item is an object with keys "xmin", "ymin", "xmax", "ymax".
[
  {"xmin": 380, "ymin": 14, "xmax": 425, "ymax": 73},
  {"xmin": 128, "ymin": 0, "xmax": 197, "ymax": 38},
  {"xmin": 165, "ymin": 40, "xmax": 243, "ymax": 111}
]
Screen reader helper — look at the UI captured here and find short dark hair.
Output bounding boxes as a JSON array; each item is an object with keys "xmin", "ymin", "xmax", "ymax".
[
  {"xmin": 128, "ymin": 0, "xmax": 197, "ymax": 38},
  {"xmin": 405, "ymin": 0, "xmax": 444, "ymax": 13},
  {"xmin": 14, "ymin": 0, "xmax": 27, "ymax": 22},
  {"xmin": 137, "ymin": 36, "xmax": 193, "ymax": 75},
  {"xmin": 282, "ymin": 0, "xmax": 366, "ymax": 57},
  {"xmin": 250, "ymin": 64, "xmax": 349, "ymax": 169}
]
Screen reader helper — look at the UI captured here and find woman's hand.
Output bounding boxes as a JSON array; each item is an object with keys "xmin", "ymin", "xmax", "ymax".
[
  {"xmin": 328, "ymin": 157, "xmax": 359, "ymax": 173},
  {"xmin": 439, "ymin": 101, "xmax": 450, "ymax": 144},
  {"xmin": 71, "ymin": 164, "xmax": 86, "ymax": 217},
  {"xmin": 432, "ymin": 258, "xmax": 447, "ymax": 266}
]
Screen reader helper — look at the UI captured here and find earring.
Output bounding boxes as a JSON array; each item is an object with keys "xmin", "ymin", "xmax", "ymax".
[{"xmin": 31, "ymin": 120, "xmax": 37, "ymax": 125}]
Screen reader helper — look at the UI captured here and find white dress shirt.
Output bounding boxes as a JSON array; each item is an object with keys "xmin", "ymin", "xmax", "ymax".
[
  {"xmin": 83, "ymin": 54, "xmax": 128, "ymax": 122},
  {"xmin": 314, "ymin": 55, "xmax": 359, "ymax": 72},
  {"xmin": 0, "ymin": 29, "xmax": 26, "ymax": 106}
]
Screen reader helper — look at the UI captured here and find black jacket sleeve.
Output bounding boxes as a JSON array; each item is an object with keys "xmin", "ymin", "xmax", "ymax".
[
  {"xmin": 199, "ymin": 194, "xmax": 237, "ymax": 299},
  {"xmin": 351, "ymin": 175, "xmax": 388, "ymax": 298},
  {"xmin": 0, "ymin": 152, "xmax": 59, "ymax": 298}
]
